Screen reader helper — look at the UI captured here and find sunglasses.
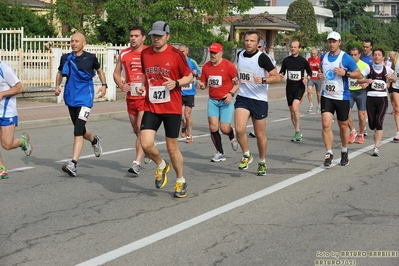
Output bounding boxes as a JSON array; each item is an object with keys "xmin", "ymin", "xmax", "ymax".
[
  {"xmin": 350, "ymin": 54, "xmax": 358, "ymax": 56},
  {"xmin": 257, "ymin": 46, "xmax": 262, "ymax": 48}
]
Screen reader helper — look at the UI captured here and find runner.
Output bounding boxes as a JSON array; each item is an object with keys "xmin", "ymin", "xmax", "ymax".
[
  {"xmin": 389, "ymin": 51, "xmax": 399, "ymax": 141},
  {"xmin": 360, "ymin": 39, "xmax": 373, "ymax": 66},
  {"xmin": 198, "ymin": 43, "xmax": 239, "ymax": 162},
  {"xmin": 178, "ymin": 44, "xmax": 201, "ymax": 143},
  {"xmin": 279, "ymin": 40, "xmax": 312, "ymax": 141},
  {"xmin": 358, "ymin": 48, "xmax": 394, "ymax": 156},
  {"xmin": 137, "ymin": 21, "xmax": 193, "ymax": 198},
  {"xmin": 113, "ymin": 25, "xmax": 147, "ymax": 175},
  {"xmin": 234, "ymin": 29, "xmax": 280, "ymax": 175},
  {"xmin": 318, "ymin": 31, "xmax": 362, "ymax": 167},
  {"xmin": 307, "ymin": 48, "xmax": 322, "ymax": 113},
  {"xmin": 347, "ymin": 47, "xmax": 369, "ymax": 144}
]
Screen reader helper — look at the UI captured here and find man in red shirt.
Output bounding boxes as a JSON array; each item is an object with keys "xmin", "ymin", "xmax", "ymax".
[
  {"xmin": 137, "ymin": 21, "xmax": 193, "ymax": 198},
  {"xmin": 198, "ymin": 43, "xmax": 239, "ymax": 163},
  {"xmin": 307, "ymin": 48, "xmax": 322, "ymax": 113},
  {"xmin": 113, "ymin": 25, "xmax": 148, "ymax": 175}
]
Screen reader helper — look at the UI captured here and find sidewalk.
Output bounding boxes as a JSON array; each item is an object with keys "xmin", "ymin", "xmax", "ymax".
[{"xmin": 16, "ymin": 82, "xmax": 286, "ymax": 131}]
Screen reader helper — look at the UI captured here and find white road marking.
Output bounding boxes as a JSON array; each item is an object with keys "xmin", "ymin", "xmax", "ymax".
[
  {"xmin": 8, "ymin": 166, "xmax": 35, "ymax": 172},
  {"xmin": 75, "ymin": 138, "xmax": 391, "ymax": 266}
]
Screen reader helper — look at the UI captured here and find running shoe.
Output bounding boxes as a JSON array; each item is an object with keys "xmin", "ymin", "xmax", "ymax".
[
  {"xmin": 357, "ymin": 134, "xmax": 364, "ymax": 144},
  {"xmin": 21, "ymin": 132, "xmax": 32, "ymax": 156},
  {"xmin": 393, "ymin": 132, "xmax": 399, "ymax": 141},
  {"xmin": 185, "ymin": 136, "xmax": 193, "ymax": 143},
  {"xmin": 62, "ymin": 161, "xmax": 77, "ymax": 177},
  {"xmin": 211, "ymin": 152, "xmax": 226, "ymax": 162},
  {"xmin": 307, "ymin": 104, "xmax": 313, "ymax": 112},
  {"xmin": 239, "ymin": 154, "xmax": 253, "ymax": 170},
  {"xmin": 257, "ymin": 162, "xmax": 267, "ymax": 176},
  {"xmin": 323, "ymin": 153, "xmax": 333, "ymax": 167},
  {"xmin": 291, "ymin": 131, "xmax": 302, "ymax": 142},
  {"xmin": 174, "ymin": 180, "xmax": 187, "ymax": 198},
  {"xmin": 248, "ymin": 131, "xmax": 256, "ymax": 138},
  {"xmin": 316, "ymin": 106, "xmax": 321, "ymax": 114},
  {"xmin": 372, "ymin": 147, "xmax": 380, "ymax": 157},
  {"xmin": 231, "ymin": 138, "xmax": 239, "ymax": 151},
  {"xmin": 128, "ymin": 161, "xmax": 141, "ymax": 175},
  {"xmin": 155, "ymin": 160, "xmax": 170, "ymax": 189},
  {"xmin": 0, "ymin": 166, "xmax": 9, "ymax": 179},
  {"xmin": 391, "ymin": 108, "xmax": 395, "ymax": 115},
  {"xmin": 348, "ymin": 130, "xmax": 357, "ymax": 144},
  {"xmin": 340, "ymin": 151, "xmax": 349, "ymax": 166},
  {"xmin": 92, "ymin": 135, "xmax": 102, "ymax": 157}
]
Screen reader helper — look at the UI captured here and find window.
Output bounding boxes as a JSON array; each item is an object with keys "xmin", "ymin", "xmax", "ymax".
[
  {"xmin": 391, "ymin": 5, "xmax": 397, "ymax": 16},
  {"xmin": 375, "ymin": 5, "xmax": 380, "ymax": 15}
]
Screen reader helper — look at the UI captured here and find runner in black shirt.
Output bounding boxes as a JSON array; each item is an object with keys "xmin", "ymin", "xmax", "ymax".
[{"xmin": 279, "ymin": 40, "xmax": 312, "ymax": 141}]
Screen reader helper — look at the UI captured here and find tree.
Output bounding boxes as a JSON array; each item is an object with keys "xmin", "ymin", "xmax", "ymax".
[
  {"xmin": 324, "ymin": 0, "xmax": 373, "ymax": 32},
  {"xmin": 50, "ymin": 0, "xmax": 107, "ymax": 40},
  {"xmin": 98, "ymin": 0, "xmax": 254, "ymax": 46},
  {"xmin": 0, "ymin": 0, "xmax": 55, "ymax": 36},
  {"xmin": 286, "ymin": 0, "xmax": 317, "ymax": 47}
]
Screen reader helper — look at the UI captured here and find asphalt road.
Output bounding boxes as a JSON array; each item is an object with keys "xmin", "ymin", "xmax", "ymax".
[{"xmin": 1, "ymin": 88, "xmax": 399, "ymax": 266}]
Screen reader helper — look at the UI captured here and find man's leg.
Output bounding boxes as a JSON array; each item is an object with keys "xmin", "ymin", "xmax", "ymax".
[
  {"xmin": 184, "ymin": 105, "xmax": 193, "ymax": 142},
  {"xmin": 234, "ymin": 107, "xmax": 250, "ymax": 153},
  {"xmin": 307, "ymin": 85, "xmax": 313, "ymax": 111},
  {"xmin": 252, "ymin": 117, "xmax": 267, "ymax": 160},
  {"xmin": 322, "ymin": 112, "xmax": 334, "ymax": 151}
]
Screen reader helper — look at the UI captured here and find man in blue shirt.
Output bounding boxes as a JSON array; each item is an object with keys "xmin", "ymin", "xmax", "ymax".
[{"xmin": 178, "ymin": 44, "xmax": 201, "ymax": 143}]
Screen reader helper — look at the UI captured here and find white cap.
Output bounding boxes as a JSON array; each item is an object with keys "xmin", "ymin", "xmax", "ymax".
[{"xmin": 327, "ymin": 31, "xmax": 341, "ymax": 40}]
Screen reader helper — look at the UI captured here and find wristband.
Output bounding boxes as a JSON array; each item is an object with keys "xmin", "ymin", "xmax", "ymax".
[{"xmin": 102, "ymin": 83, "xmax": 108, "ymax": 88}]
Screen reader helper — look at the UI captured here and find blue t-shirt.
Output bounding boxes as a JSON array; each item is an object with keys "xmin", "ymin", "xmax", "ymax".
[{"xmin": 181, "ymin": 57, "xmax": 201, "ymax": 96}]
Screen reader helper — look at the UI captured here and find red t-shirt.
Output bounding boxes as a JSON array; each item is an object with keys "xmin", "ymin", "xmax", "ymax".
[
  {"xmin": 308, "ymin": 56, "xmax": 321, "ymax": 80},
  {"xmin": 141, "ymin": 45, "xmax": 191, "ymax": 114},
  {"xmin": 120, "ymin": 46, "xmax": 147, "ymax": 100},
  {"xmin": 201, "ymin": 59, "xmax": 237, "ymax": 100}
]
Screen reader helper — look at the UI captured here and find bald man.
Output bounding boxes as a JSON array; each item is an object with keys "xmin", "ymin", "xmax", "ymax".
[{"xmin": 55, "ymin": 32, "xmax": 107, "ymax": 177}]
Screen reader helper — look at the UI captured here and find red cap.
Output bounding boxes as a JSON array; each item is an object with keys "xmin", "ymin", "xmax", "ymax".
[{"xmin": 209, "ymin": 43, "xmax": 223, "ymax": 53}]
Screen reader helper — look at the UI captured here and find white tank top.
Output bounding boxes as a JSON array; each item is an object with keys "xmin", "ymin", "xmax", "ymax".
[
  {"xmin": 321, "ymin": 51, "xmax": 345, "ymax": 100},
  {"xmin": 237, "ymin": 51, "xmax": 268, "ymax": 102}
]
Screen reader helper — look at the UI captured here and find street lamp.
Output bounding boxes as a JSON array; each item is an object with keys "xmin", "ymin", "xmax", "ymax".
[{"xmin": 332, "ymin": 0, "xmax": 342, "ymax": 32}]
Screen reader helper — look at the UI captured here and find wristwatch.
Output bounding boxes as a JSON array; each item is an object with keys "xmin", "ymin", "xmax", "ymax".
[
  {"xmin": 102, "ymin": 83, "xmax": 108, "ymax": 88},
  {"xmin": 345, "ymin": 71, "xmax": 350, "ymax": 77},
  {"xmin": 229, "ymin": 92, "xmax": 234, "ymax": 97},
  {"xmin": 262, "ymin": 78, "xmax": 267, "ymax": 84},
  {"xmin": 175, "ymin": 80, "xmax": 180, "ymax": 88}
]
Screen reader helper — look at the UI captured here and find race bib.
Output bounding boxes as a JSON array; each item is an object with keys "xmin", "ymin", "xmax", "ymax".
[
  {"xmin": 312, "ymin": 71, "xmax": 318, "ymax": 77},
  {"xmin": 78, "ymin": 106, "xmax": 91, "ymax": 121},
  {"xmin": 371, "ymin": 80, "xmax": 387, "ymax": 91},
  {"xmin": 149, "ymin": 86, "xmax": 170, "ymax": 103},
  {"xmin": 349, "ymin": 78, "xmax": 359, "ymax": 88},
  {"xmin": 208, "ymin": 75, "xmax": 222, "ymax": 88},
  {"xmin": 181, "ymin": 84, "xmax": 192, "ymax": 91},
  {"xmin": 130, "ymin": 82, "xmax": 145, "ymax": 96},
  {"xmin": 288, "ymin": 70, "xmax": 301, "ymax": 81},
  {"xmin": 323, "ymin": 81, "xmax": 340, "ymax": 95},
  {"xmin": 238, "ymin": 69, "xmax": 254, "ymax": 83}
]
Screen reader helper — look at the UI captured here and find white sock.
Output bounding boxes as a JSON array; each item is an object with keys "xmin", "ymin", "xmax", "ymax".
[
  {"xmin": 177, "ymin": 177, "xmax": 185, "ymax": 182},
  {"xmin": 158, "ymin": 159, "xmax": 165, "ymax": 168}
]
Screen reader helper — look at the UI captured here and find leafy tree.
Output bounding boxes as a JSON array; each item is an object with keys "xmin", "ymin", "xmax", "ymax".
[
  {"xmin": 0, "ymin": 0, "xmax": 55, "ymax": 36},
  {"xmin": 324, "ymin": 0, "xmax": 373, "ymax": 32},
  {"xmin": 251, "ymin": 0, "xmax": 266, "ymax": 5},
  {"xmin": 50, "ymin": 0, "xmax": 107, "ymax": 40},
  {"xmin": 286, "ymin": 0, "xmax": 317, "ymax": 47},
  {"xmin": 98, "ymin": 0, "xmax": 254, "ymax": 47}
]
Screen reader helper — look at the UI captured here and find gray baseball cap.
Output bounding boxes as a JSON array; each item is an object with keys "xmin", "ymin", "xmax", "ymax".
[{"xmin": 149, "ymin": 21, "xmax": 170, "ymax": 35}]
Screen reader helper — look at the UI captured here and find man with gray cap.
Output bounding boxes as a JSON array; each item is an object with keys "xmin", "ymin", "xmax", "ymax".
[
  {"xmin": 318, "ymin": 31, "xmax": 361, "ymax": 167},
  {"xmin": 137, "ymin": 21, "xmax": 193, "ymax": 198}
]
